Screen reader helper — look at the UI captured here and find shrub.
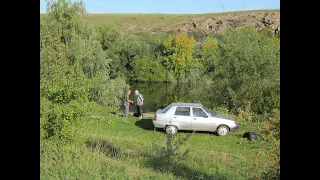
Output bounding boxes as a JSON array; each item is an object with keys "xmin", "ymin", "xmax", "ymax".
[
  {"xmin": 149, "ymin": 131, "xmax": 194, "ymax": 170},
  {"xmin": 202, "ymin": 25, "xmax": 280, "ymax": 114},
  {"xmin": 128, "ymin": 58, "xmax": 167, "ymax": 82}
]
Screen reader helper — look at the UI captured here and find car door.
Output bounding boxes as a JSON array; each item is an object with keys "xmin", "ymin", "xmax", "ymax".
[
  {"xmin": 191, "ymin": 107, "xmax": 214, "ymax": 131},
  {"xmin": 171, "ymin": 106, "xmax": 192, "ymax": 130}
]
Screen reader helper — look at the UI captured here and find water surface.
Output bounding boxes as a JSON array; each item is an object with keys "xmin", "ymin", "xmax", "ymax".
[{"xmin": 125, "ymin": 82, "xmax": 196, "ymax": 113}]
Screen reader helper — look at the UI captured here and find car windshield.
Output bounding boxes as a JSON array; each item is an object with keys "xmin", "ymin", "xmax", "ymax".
[{"xmin": 202, "ymin": 107, "xmax": 216, "ymax": 116}]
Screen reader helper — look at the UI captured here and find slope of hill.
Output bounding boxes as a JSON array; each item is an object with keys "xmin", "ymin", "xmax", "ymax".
[{"xmin": 40, "ymin": 9, "xmax": 280, "ymax": 35}]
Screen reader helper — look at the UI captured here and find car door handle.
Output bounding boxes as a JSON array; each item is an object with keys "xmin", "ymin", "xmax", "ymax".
[
  {"xmin": 173, "ymin": 117, "xmax": 177, "ymax": 118},
  {"xmin": 193, "ymin": 118, "xmax": 197, "ymax": 120}
]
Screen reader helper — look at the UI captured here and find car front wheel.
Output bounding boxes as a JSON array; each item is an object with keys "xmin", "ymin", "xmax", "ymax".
[
  {"xmin": 166, "ymin": 125, "xmax": 178, "ymax": 135},
  {"xmin": 216, "ymin": 125, "xmax": 229, "ymax": 136}
]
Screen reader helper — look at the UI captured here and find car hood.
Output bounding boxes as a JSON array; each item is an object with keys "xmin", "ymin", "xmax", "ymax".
[{"xmin": 212, "ymin": 113, "xmax": 233, "ymax": 120}]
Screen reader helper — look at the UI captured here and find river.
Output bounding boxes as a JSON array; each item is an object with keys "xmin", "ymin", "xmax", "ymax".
[{"xmin": 124, "ymin": 82, "xmax": 198, "ymax": 113}]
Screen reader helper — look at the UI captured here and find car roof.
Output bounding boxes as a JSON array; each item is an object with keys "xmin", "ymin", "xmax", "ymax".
[{"xmin": 170, "ymin": 103, "xmax": 203, "ymax": 107}]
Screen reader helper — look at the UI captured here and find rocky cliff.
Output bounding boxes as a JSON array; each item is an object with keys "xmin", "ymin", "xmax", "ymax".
[{"xmin": 176, "ymin": 11, "xmax": 280, "ymax": 36}]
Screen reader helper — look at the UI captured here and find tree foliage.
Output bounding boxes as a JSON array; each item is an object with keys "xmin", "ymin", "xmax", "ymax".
[
  {"xmin": 203, "ymin": 26, "xmax": 280, "ymax": 114},
  {"xmin": 163, "ymin": 33, "xmax": 196, "ymax": 75},
  {"xmin": 129, "ymin": 57, "xmax": 167, "ymax": 82},
  {"xmin": 96, "ymin": 24, "xmax": 122, "ymax": 79},
  {"xmin": 201, "ymin": 37, "xmax": 219, "ymax": 73},
  {"xmin": 40, "ymin": 0, "xmax": 126, "ymax": 142},
  {"xmin": 97, "ymin": 24, "xmax": 121, "ymax": 51}
]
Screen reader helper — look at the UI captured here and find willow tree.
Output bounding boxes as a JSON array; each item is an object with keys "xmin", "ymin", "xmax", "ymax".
[
  {"xmin": 206, "ymin": 26, "xmax": 280, "ymax": 114},
  {"xmin": 40, "ymin": 0, "xmax": 126, "ymax": 142}
]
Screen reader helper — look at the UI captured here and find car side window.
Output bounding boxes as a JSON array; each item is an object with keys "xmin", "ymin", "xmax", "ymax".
[
  {"xmin": 193, "ymin": 108, "xmax": 207, "ymax": 117},
  {"xmin": 174, "ymin": 107, "xmax": 190, "ymax": 116}
]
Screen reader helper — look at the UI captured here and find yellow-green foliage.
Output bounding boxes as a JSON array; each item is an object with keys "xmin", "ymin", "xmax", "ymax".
[{"xmin": 163, "ymin": 33, "xmax": 196, "ymax": 75}]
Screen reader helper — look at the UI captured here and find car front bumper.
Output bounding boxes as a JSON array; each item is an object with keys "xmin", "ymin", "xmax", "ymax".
[{"xmin": 230, "ymin": 125, "xmax": 239, "ymax": 132}]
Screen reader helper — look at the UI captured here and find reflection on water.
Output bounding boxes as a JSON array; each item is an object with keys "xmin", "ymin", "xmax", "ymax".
[{"xmin": 124, "ymin": 82, "xmax": 196, "ymax": 113}]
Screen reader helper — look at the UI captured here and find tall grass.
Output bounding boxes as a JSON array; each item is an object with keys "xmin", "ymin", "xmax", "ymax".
[{"xmin": 40, "ymin": 107, "xmax": 279, "ymax": 179}]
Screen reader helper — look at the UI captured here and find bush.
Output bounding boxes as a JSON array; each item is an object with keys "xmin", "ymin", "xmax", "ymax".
[
  {"xmin": 97, "ymin": 24, "xmax": 121, "ymax": 51},
  {"xmin": 129, "ymin": 57, "xmax": 167, "ymax": 82},
  {"xmin": 149, "ymin": 131, "xmax": 194, "ymax": 171},
  {"xmin": 184, "ymin": 62, "xmax": 206, "ymax": 84},
  {"xmin": 236, "ymin": 106, "xmax": 280, "ymax": 179},
  {"xmin": 40, "ymin": 97, "xmax": 87, "ymax": 143},
  {"xmin": 202, "ymin": 25, "xmax": 280, "ymax": 114},
  {"xmin": 201, "ymin": 36, "xmax": 219, "ymax": 73}
]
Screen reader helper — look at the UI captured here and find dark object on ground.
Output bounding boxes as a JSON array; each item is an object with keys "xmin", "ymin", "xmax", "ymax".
[
  {"xmin": 133, "ymin": 112, "xmax": 139, "ymax": 117},
  {"xmin": 243, "ymin": 132, "xmax": 258, "ymax": 140}
]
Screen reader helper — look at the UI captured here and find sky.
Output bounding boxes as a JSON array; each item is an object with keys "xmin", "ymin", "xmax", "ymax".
[{"xmin": 40, "ymin": 0, "xmax": 280, "ymax": 14}]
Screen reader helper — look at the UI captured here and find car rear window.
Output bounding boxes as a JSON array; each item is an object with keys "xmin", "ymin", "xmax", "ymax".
[
  {"xmin": 162, "ymin": 105, "xmax": 172, "ymax": 113},
  {"xmin": 174, "ymin": 107, "xmax": 190, "ymax": 116}
]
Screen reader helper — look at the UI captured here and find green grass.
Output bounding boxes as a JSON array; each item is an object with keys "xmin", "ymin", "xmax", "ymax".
[{"xmin": 40, "ymin": 111, "xmax": 277, "ymax": 180}]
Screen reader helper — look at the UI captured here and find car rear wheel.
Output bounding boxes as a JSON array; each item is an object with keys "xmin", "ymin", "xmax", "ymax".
[
  {"xmin": 216, "ymin": 125, "xmax": 229, "ymax": 136},
  {"xmin": 166, "ymin": 125, "xmax": 178, "ymax": 135}
]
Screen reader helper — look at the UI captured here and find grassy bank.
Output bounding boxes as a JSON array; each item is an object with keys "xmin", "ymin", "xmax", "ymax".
[{"xmin": 40, "ymin": 110, "xmax": 277, "ymax": 179}]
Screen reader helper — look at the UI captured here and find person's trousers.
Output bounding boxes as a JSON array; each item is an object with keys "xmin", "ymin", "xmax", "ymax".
[
  {"xmin": 124, "ymin": 104, "xmax": 129, "ymax": 117},
  {"xmin": 137, "ymin": 105, "xmax": 143, "ymax": 116}
]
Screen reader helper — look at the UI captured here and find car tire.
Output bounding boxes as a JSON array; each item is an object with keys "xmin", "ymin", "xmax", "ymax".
[
  {"xmin": 165, "ymin": 125, "xmax": 178, "ymax": 135},
  {"xmin": 216, "ymin": 125, "xmax": 229, "ymax": 136}
]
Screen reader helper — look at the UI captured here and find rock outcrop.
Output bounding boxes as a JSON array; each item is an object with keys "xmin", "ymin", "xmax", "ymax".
[{"xmin": 177, "ymin": 11, "xmax": 280, "ymax": 36}]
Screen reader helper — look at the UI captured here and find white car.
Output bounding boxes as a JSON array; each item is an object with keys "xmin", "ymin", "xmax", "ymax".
[{"xmin": 153, "ymin": 103, "xmax": 239, "ymax": 136}]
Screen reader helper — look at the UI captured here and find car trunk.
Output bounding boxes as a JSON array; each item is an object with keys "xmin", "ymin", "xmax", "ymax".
[{"xmin": 156, "ymin": 109, "xmax": 163, "ymax": 115}]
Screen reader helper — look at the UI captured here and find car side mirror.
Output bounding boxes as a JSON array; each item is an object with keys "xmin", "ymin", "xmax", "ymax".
[{"xmin": 203, "ymin": 115, "xmax": 208, "ymax": 118}]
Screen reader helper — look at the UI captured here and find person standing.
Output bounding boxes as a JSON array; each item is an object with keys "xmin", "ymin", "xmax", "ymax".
[
  {"xmin": 134, "ymin": 90, "xmax": 144, "ymax": 119},
  {"xmin": 123, "ymin": 90, "xmax": 133, "ymax": 117}
]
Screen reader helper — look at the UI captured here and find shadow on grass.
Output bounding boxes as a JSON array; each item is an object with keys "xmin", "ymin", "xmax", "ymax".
[
  {"xmin": 145, "ymin": 156, "xmax": 228, "ymax": 180},
  {"xmin": 85, "ymin": 139, "xmax": 122, "ymax": 158},
  {"xmin": 135, "ymin": 118, "xmax": 155, "ymax": 130},
  {"xmin": 85, "ymin": 133, "xmax": 227, "ymax": 179}
]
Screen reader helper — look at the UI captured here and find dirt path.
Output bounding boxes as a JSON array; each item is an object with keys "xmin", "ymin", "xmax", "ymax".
[{"xmin": 128, "ymin": 111, "xmax": 155, "ymax": 118}]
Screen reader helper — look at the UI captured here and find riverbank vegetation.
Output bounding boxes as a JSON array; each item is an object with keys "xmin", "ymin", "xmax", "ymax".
[{"xmin": 40, "ymin": 0, "xmax": 280, "ymax": 179}]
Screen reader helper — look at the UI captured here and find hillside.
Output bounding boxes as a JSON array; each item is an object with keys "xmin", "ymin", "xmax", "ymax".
[{"xmin": 40, "ymin": 9, "xmax": 280, "ymax": 35}]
